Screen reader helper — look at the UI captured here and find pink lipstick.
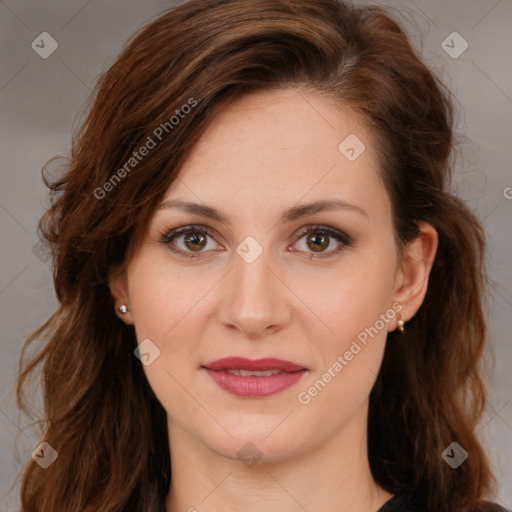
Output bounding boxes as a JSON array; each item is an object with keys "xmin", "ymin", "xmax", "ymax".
[{"xmin": 202, "ymin": 357, "xmax": 308, "ymax": 398}]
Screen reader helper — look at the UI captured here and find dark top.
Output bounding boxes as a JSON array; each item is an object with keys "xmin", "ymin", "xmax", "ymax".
[{"xmin": 377, "ymin": 493, "xmax": 511, "ymax": 512}]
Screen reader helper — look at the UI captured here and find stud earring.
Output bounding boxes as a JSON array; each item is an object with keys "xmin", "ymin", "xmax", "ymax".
[
  {"xmin": 397, "ymin": 313, "xmax": 405, "ymax": 333},
  {"xmin": 118, "ymin": 305, "xmax": 128, "ymax": 314}
]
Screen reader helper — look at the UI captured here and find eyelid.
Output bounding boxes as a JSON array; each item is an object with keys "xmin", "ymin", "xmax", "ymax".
[
  {"xmin": 159, "ymin": 224, "xmax": 223, "ymax": 258},
  {"xmin": 160, "ymin": 224, "xmax": 219, "ymax": 244},
  {"xmin": 293, "ymin": 225, "xmax": 353, "ymax": 246}
]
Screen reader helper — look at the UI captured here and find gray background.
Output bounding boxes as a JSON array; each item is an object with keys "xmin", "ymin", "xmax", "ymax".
[{"xmin": 0, "ymin": 0, "xmax": 510, "ymax": 510}]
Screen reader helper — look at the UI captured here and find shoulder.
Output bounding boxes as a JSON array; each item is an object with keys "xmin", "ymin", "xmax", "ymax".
[{"xmin": 377, "ymin": 493, "xmax": 421, "ymax": 511}]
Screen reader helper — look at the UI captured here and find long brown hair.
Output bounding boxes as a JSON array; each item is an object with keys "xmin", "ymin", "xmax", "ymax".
[{"xmin": 15, "ymin": 1, "xmax": 498, "ymax": 510}]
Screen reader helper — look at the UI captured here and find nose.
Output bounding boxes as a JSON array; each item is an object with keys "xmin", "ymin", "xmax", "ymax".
[{"xmin": 217, "ymin": 244, "xmax": 291, "ymax": 339}]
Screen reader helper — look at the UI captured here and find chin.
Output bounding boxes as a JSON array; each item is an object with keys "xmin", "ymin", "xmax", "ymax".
[{"xmin": 202, "ymin": 423, "xmax": 307, "ymax": 466}]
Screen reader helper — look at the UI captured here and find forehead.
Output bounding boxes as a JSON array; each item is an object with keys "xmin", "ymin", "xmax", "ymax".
[{"xmin": 161, "ymin": 88, "xmax": 389, "ymax": 222}]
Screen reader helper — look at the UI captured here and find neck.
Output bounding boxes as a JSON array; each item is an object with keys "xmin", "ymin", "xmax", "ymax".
[{"xmin": 164, "ymin": 403, "xmax": 393, "ymax": 512}]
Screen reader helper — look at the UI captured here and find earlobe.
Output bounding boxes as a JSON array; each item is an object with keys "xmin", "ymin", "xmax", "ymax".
[
  {"xmin": 108, "ymin": 268, "xmax": 134, "ymax": 325},
  {"xmin": 393, "ymin": 221, "xmax": 438, "ymax": 326}
]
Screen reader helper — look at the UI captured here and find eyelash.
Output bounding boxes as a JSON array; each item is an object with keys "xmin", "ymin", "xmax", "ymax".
[{"xmin": 159, "ymin": 224, "xmax": 353, "ymax": 260}]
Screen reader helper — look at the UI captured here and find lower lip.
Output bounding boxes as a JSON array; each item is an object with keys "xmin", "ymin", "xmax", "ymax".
[{"xmin": 204, "ymin": 368, "xmax": 307, "ymax": 398}]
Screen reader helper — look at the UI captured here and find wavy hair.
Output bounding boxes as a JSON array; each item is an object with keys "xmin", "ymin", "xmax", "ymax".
[{"xmin": 15, "ymin": 0, "xmax": 497, "ymax": 510}]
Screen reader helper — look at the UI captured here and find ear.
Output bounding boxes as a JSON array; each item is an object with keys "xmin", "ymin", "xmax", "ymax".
[
  {"xmin": 392, "ymin": 221, "xmax": 438, "ymax": 329},
  {"xmin": 108, "ymin": 267, "xmax": 134, "ymax": 326}
]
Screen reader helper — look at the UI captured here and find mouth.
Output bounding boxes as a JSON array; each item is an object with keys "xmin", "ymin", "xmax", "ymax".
[
  {"xmin": 202, "ymin": 357, "xmax": 308, "ymax": 398},
  {"xmin": 203, "ymin": 356, "xmax": 307, "ymax": 372}
]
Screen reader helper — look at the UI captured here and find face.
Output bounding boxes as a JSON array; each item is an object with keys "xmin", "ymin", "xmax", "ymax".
[{"xmin": 111, "ymin": 88, "xmax": 425, "ymax": 464}]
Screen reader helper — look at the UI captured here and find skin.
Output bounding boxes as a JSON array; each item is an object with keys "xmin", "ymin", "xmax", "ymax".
[{"xmin": 110, "ymin": 88, "xmax": 438, "ymax": 512}]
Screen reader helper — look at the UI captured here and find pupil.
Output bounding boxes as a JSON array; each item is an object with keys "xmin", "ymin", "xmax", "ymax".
[
  {"xmin": 309, "ymin": 233, "xmax": 327, "ymax": 252},
  {"xmin": 185, "ymin": 232, "xmax": 206, "ymax": 251}
]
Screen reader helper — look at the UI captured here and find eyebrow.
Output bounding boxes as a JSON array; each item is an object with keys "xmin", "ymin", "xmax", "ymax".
[{"xmin": 159, "ymin": 198, "xmax": 368, "ymax": 226}]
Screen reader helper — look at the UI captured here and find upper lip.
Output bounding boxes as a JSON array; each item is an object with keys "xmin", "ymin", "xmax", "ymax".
[{"xmin": 203, "ymin": 357, "xmax": 307, "ymax": 372}]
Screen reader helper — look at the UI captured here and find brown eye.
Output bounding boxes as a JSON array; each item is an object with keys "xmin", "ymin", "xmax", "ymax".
[
  {"xmin": 293, "ymin": 225, "xmax": 353, "ymax": 258},
  {"xmin": 184, "ymin": 231, "xmax": 207, "ymax": 251},
  {"xmin": 306, "ymin": 232, "xmax": 330, "ymax": 252},
  {"xmin": 161, "ymin": 224, "xmax": 352, "ymax": 260},
  {"xmin": 161, "ymin": 225, "xmax": 219, "ymax": 258}
]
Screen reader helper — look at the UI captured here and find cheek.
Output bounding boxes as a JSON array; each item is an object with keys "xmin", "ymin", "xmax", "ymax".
[
  {"xmin": 125, "ymin": 249, "xmax": 226, "ymax": 396},
  {"xmin": 294, "ymin": 260, "xmax": 395, "ymax": 424},
  {"xmin": 125, "ymin": 253, "xmax": 209, "ymax": 411},
  {"xmin": 127, "ymin": 250, "xmax": 210, "ymax": 341},
  {"xmin": 301, "ymin": 244, "xmax": 397, "ymax": 355}
]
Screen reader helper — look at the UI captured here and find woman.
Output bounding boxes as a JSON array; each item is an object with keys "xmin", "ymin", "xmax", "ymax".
[{"xmin": 15, "ymin": 0, "xmax": 510, "ymax": 511}]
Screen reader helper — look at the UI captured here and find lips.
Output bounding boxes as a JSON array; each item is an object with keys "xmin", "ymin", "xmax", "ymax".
[
  {"xmin": 202, "ymin": 357, "xmax": 308, "ymax": 398},
  {"xmin": 203, "ymin": 357, "xmax": 306, "ymax": 372}
]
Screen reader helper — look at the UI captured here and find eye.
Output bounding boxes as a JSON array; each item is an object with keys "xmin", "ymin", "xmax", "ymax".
[
  {"xmin": 159, "ymin": 224, "xmax": 353, "ymax": 259},
  {"xmin": 291, "ymin": 225, "xmax": 353, "ymax": 259},
  {"xmin": 159, "ymin": 225, "xmax": 221, "ymax": 259}
]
